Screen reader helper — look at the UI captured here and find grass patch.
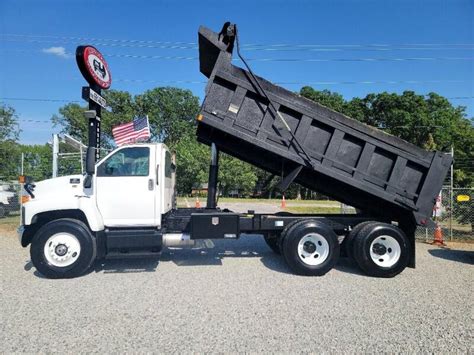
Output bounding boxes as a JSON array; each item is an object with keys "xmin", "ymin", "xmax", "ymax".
[
  {"xmin": 177, "ymin": 196, "xmax": 341, "ymax": 206},
  {"xmin": 0, "ymin": 214, "xmax": 20, "ymax": 233},
  {"xmin": 285, "ymin": 206, "xmax": 353, "ymax": 214}
]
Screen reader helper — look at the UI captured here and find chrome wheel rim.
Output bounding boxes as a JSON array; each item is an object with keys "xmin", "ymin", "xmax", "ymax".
[{"xmin": 43, "ymin": 233, "xmax": 81, "ymax": 267}]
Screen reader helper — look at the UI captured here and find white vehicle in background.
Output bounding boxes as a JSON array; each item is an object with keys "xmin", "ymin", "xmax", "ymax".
[{"xmin": 0, "ymin": 183, "xmax": 20, "ymax": 218}]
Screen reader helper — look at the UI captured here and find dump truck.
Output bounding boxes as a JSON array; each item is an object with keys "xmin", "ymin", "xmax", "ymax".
[{"xmin": 18, "ymin": 23, "xmax": 452, "ymax": 279}]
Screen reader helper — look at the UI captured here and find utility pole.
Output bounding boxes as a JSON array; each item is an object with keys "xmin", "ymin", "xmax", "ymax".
[
  {"xmin": 52, "ymin": 134, "xmax": 59, "ymax": 178},
  {"xmin": 450, "ymin": 146, "xmax": 454, "ymax": 241}
]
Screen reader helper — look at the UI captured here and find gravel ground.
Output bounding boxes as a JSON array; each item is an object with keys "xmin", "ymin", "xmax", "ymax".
[{"xmin": 1, "ymin": 232, "xmax": 473, "ymax": 353}]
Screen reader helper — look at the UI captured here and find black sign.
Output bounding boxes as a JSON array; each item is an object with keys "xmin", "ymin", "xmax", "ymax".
[{"xmin": 82, "ymin": 87, "xmax": 107, "ymax": 109}]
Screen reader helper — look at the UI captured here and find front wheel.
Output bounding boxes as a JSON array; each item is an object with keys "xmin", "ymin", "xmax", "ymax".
[
  {"xmin": 281, "ymin": 220, "xmax": 339, "ymax": 276},
  {"xmin": 30, "ymin": 218, "xmax": 96, "ymax": 279}
]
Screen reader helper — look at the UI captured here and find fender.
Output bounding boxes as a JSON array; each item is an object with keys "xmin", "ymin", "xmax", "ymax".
[{"xmin": 24, "ymin": 197, "xmax": 104, "ymax": 232}]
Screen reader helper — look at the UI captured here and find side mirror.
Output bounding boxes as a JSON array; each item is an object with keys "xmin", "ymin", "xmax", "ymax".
[{"xmin": 85, "ymin": 147, "xmax": 96, "ymax": 175}]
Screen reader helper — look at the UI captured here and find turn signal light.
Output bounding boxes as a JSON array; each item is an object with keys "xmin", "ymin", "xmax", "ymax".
[
  {"xmin": 197, "ymin": 114, "xmax": 203, "ymax": 121},
  {"xmin": 21, "ymin": 195, "xmax": 30, "ymax": 204}
]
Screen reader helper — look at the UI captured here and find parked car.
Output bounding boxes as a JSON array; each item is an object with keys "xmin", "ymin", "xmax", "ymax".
[{"xmin": 0, "ymin": 183, "xmax": 20, "ymax": 218}]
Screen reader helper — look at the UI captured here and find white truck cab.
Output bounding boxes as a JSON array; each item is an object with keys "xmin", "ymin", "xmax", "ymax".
[
  {"xmin": 19, "ymin": 143, "xmax": 182, "ymax": 278},
  {"xmin": 21, "ymin": 143, "xmax": 175, "ymax": 232},
  {"xmin": 95, "ymin": 143, "xmax": 175, "ymax": 227}
]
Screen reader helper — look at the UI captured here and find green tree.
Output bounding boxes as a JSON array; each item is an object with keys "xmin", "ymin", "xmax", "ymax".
[
  {"xmin": 135, "ymin": 87, "xmax": 200, "ymax": 146},
  {"xmin": 52, "ymin": 87, "xmax": 259, "ymax": 196},
  {"xmin": 173, "ymin": 135, "xmax": 209, "ymax": 194},
  {"xmin": 300, "ymin": 87, "xmax": 347, "ymax": 113},
  {"xmin": 300, "ymin": 88, "xmax": 474, "ymax": 187},
  {"xmin": 53, "ymin": 87, "xmax": 201, "ymax": 147},
  {"xmin": 218, "ymin": 154, "xmax": 257, "ymax": 197},
  {"xmin": 0, "ymin": 103, "xmax": 21, "ymax": 180},
  {"xmin": 20, "ymin": 144, "xmax": 52, "ymax": 181}
]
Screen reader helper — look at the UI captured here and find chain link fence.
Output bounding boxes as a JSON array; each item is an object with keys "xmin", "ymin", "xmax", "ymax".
[{"xmin": 415, "ymin": 187, "xmax": 473, "ymax": 242}]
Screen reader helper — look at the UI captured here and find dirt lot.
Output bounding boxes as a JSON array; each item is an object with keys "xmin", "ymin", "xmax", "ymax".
[{"xmin": 1, "ymin": 217, "xmax": 473, "ymax": 353}]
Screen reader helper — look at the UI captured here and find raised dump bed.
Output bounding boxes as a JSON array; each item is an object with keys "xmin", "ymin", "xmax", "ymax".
[{"xmin": 196, "ymin": 24, "xmax": 452, "ymax": 227}]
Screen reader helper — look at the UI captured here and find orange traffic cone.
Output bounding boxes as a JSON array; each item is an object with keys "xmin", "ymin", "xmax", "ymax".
[
  {"xmin": 195, "ymin": 197, "xmax": 201, "ymax": 208},
  {"xmin": 431, "ymin": 223, "xmax": 446, "ymax": 246},
  {"xmin": 281, "ymin": 195, "xmax": 286, "ymax": 209}
]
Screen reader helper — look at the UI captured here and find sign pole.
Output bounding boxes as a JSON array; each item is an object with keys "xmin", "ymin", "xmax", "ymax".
[
  {"xmin": 88, "ymin": 84, "xmax": 102, "ymax": 161},
  {"xmin": 76, "ymin": 45, "xmax": 111, "ymax": 163}
]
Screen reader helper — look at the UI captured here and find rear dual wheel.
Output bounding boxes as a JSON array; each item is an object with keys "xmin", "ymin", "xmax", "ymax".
[
  {"xmin": 351, "ymin": 222, "xmax": 410, "ymax": 278},
  {"xmin": 263, "ymin": 233, "xmax": 281, "ymax": 255},
  {"xmin": 281, "ymin": 220, "xmax": 339, "ymax": 276}
]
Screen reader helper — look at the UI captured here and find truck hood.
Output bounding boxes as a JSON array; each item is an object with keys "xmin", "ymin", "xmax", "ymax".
[{"xmin": 31, "ymin": 175, "xmax": 85, "ymax": 201}]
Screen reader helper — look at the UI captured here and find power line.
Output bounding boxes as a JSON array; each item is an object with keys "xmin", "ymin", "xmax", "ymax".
[
  {"xmin": 18, "ymin": 119, "xmax": 53, "ymax": 124},
  {"xmin": 6, "ymin": 48, "xmax": 473, "ymax": 63},
  {"xmin": 0, "ymin": 97, "xmax": 80, "ymax": 103},
  {"xmin": 2, "ymin": 95, "xmax": 472, "ymax": 105},
  {"xmin": 3, "ymin": 33, "xmax": 474, "ymax": 49},
  {"xmin": 105, "ymin": 53, "xmax": 474, "ymax": 63},
  {"xmin": 112, "ymin": 79, "xmax": 469, "ymax": 85},
  {"xmin": 3, "ymin": 36, "xmax": 474, "ymax": 52}
]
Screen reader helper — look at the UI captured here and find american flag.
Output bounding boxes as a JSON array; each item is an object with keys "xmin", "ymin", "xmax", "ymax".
[{"xmin": 112, "ymin": 116, "xmax": 151, "ymax": 146}]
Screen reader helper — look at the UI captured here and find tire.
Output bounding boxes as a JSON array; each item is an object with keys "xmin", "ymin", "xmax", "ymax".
[
  {"xmin": 281, "ymin": 219, "xmax": 340, "ymax": 276},
  {"xmin": 353, "ymin": 223, "xmax": 410, "ymax": 278},
  {"xmin": 30, "ymin": 218, "xmax": 96, "ymax": 279},
  {"xmin": 0, "ymin": 204, "xmax": 5, "ymax": 218},
  {"xmin": 277, "ymin": 219, "xmax": 307, "ymax": 255},
  {"xmin": 342, "ymin": 221, "xmax": 376, "ymax": 259},
  {"xmin": 263, "ymin": 233, "xmax": 281, "ymax": 254}
]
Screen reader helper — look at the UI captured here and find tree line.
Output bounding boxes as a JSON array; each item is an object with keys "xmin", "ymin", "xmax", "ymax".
[{"xmin": 1, "ymin": 87, "xmax": 472, "ymax": 197}]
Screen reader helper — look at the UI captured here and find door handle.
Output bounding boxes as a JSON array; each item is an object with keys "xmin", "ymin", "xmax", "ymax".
[{"xmin": 148, "ymin": 179, "xmax": 154, "ymax": 191}]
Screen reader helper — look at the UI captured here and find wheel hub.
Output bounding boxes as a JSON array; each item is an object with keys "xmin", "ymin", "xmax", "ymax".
[
  {"xmin": 43, "ymin": 233, "xmax": 81, "ymax": 268},
  {"xmin": 369, "ymin": 235, "xmax": 401, "ymax": 268},
  {"xmin": 55, "ymin": 244, "xmax": 68, "ymax": 256},
  {"xmin": 297, "ymin": 233, "xmax": 330, "ymax": 266},
  {"xmin": 372, "ymin": 243, "xmax": 387, "ymax": 256},
  {"xmin": 303, "ymin": 241, "xmax": 317, "ymax": 254}
]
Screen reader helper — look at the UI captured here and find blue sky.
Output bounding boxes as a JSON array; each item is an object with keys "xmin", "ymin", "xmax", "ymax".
[{"xmin": 1, "ymin": 0, "xmax": 472, "ymax": 145}]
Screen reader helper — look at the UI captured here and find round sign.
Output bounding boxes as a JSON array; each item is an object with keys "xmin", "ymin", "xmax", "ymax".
[{"xmin": 76, "ymin": 45, "xmax": 112, "ymax": 89}]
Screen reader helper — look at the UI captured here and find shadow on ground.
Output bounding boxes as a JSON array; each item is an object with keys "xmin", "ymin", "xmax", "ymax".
[
  {"xmin": 428, "ymin": 248, "xmax": 474, "ymax": 265},
  {"xmin": 22, "ymin": 235, "xmax": 372, "ymax": 278}
]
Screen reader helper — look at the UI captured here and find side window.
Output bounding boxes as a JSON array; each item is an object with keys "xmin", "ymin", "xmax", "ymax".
[
  {"xmin": 165, "ymin": 151, "xmax": 172, "ymax": 179},
  {"xmin": 97, "ymin": 147, "xmax": 150, "ymax": 177}
]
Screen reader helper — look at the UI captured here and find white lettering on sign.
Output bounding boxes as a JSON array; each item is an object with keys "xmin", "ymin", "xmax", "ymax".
[{"xmin": 89, "ymin": 89, "xmax": 107, "ymax": 108}]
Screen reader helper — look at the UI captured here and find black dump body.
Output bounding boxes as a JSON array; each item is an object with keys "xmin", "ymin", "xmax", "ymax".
[{"xmin": 196, "ymin": 24, "xmax": 452, "ymax": 227}]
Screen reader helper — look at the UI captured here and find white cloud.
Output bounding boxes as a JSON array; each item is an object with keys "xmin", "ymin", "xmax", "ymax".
[{"xmin": 42, "ymin": 46, "xmax": 71, "ymax": 59}]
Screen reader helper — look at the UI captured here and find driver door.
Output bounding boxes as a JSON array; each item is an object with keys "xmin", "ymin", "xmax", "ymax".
[{"xmin": 95, "ymin": 146, "xmax": 156, "ymax": 226}]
